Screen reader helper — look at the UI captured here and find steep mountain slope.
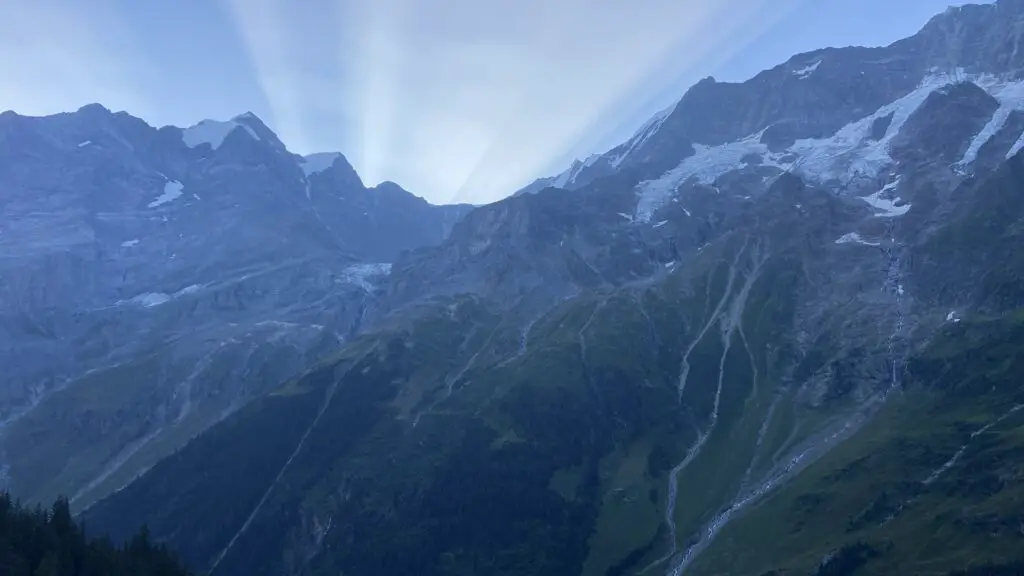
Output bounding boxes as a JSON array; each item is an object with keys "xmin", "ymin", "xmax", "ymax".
[
  {"xmin": 0, "ymin": 105, "xmax": 471, "ymax": 509},
  {"xmin": 691, "ymin": 310, "xmax": 1024, "ymax": 575},
  {"xmin": 521, "ymin": 1, "xmax": 1024, "ymax": 200},
  {"xmin": 76, "ymin": 1, "xmax": 1024, "ymax": 575},
  {"xmin": 85, "ymin": 152, "xmax": 1024, "ymax": 576}
]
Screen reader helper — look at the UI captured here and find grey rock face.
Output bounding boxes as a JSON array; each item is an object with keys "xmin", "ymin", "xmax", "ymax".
[
  {"xmin": 384, "ymin": 0, "xmax": 1024, "ymax": 416},
  {"xmin": 67, "ymin": 3, "xmax": 1024, "ymax": 574},
  {"xmin": 890, "ymin": 81, "xmax": 998, "ymax": 167},
  {"xmin": 524, "ymin": 0, "xmax": 1024, "ymax": 197},
  {"xmin": 0, "ymin": 104, "xmax": 469, "ymax": 505}
]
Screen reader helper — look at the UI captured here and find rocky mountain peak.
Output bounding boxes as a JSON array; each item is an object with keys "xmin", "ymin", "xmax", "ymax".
[
  {"xmin": 890, "ymin": 80, "xmax": 999, "ymax": 167},
  {"xmin": 526, "ymin": 1, "xmax": 1023, "ymax": 196},
  {"xmin": 301, "ymin": 151, "xmax": 364, "ymax": 190},
  {"xmin": 11, "ymin": 3, "xmax": 1024, "ymax": 576},
  {"xmin": 0, "ymin": 101, "xmax": 474, "ymax": 512},
  {"xmin": 906, "ymin": 1, "xmax": 1024, "ymax": 75}
]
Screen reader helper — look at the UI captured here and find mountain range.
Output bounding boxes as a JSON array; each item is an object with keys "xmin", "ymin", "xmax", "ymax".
[
  {"xmin": 6, "ymin": 1, "xmax": 1024, "ymax": 575},
  {"xmin": 0, "ymin": 105, "xmax": 470, "ymax": 510}
]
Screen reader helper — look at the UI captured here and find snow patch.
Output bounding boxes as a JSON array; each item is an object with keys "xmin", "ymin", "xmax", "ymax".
[
  {"xmin": 860, "ymin": 178, "xmax": 911, "ymax": 217},
  {"xmin": 653, "ymin": 220, "xmax": 668, "ymax": 228},
  {"xmin": 120, "ymin": 239, "xmax": 140, "ymax": 248},
  {"xmin": 632, "ymin": 71, "xmax": 968, "ymax": 223},
  {"xmin": 617, "ymin": 212, "xmax": 634, "ymax": 222},
  {"xmin": 633, "ymin": 131, "xmax": 782, "ymax": 222},
  {"xmin": 77, "ymin": 140, "xmax": 91, "ymax": 147},
  {"xmin": 792, "ymin": 60, "xmax": 821, "ymax": 79},
  {"xmin": 834, "ymin": 232, "xmax": 880, "ymax": 246},
  {"xmin": 148, "ymin": 181, "xmax": 185, "ymax": 208},
  {"xmin": 958, "ymin": 78, "xmax": 1024, "ymax": 166},
  {"xmin": 176, "ymin": 284, "xmax": 202, "ymax": 296},
  {"xmin": 131, "ymin": 293, "xmax": 170, "ymax": 307},
  {"xmin": 300, "ymin": 152, "xmax": 341, "ymax": 176},
  {"xmin": 609, "ymin": 102, "xmax": 677, "ymax": 168},
  {"xmin": 125, "ymin": 283, "xmax": 203, "ymax": 308},
  {"xmin": 551, "ymin": 153, "xmax": 601, "ymax": 188},
  {"xmin": 182, "ymin": 118, "xmax": 259, "ymax": 149},
  {"xmin": 789, "ymin": 72, "xmax": 961, "ymax": 181},
  {"xmin": 339, "ymin": 263, "xmax": 392, "ymax": 291},
  {"xmin": 1007, "ymin": 132, "xmax": 1024, "ymax": 159},
  {"xmin": 946, "ymin": 310, "xmax": 962, "ymax": 323}
]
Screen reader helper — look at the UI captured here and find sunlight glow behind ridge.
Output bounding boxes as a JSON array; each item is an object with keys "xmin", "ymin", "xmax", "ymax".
[
  {"xmin": 351, "ymin": 0, "xmax": 404, "ymax": 188},
  {"xmin": 451, "ymin": 0, "xmax": 806, "ymax": 204},
  {"xmin": 218, "ymin": 0, "xmax": 810, "ymax": 204},
  {"xmin": 1, "ymin": 0, "xmax": 810, "ymax": 205}
]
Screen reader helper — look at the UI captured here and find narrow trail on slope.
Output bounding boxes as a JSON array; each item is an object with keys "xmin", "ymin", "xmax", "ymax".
[
  {"xmin": 578, "ymin": 298, "xmax": 610, "ymax": 408},
  {"xmin": 923, "ymin": 403, "xmax": 1024, "ymax": 485},
  {"xmin": 74, "ymin": 335, "xmax": 284, "ymax": 506},
  {"xmin": 578, "ymin": 299, "xmax": 608, "ymax": 363},
  {"xmin": 668, "ymin": 409, "xmax": 867, "ymax": 575},
  {"xmin": 496, "ymin": 289, "xmax": 582, "ymax": 369},
  {"xmin": 635, "ymin": 292, "xmax": 662, "ymax": 351},
  {"xmin": 737, "ymin": 392, "xmax": 780, "ymax": 494},
  {"xmin": 872, "ymin": 402, "xmax": 1024, "ymax": 528},
  {"xmin": 208, "ymin": 350, "xmax": 373, "ymax": 574},
  {"xmin": 412, "ymin": 320, "xmax": 506, "ymax": 427},
  {"xmin": 70, "ymin": 428, "xmax": 163, "ymax": 507},
  {"xmin": 731, "ymin": 299, "xmax": 769, "ymax": 494},
  {"xmin": 737, "ymin": 318, "xmax": 760, "ymax": 401},
  {"xmin": 174, "ymin": 337, "xmax": 244, "ymax": 423}
]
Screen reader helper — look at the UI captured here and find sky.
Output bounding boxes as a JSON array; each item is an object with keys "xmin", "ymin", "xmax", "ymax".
[{"xmin": 0, "ymin": 0, "xmax": 985, "ymax": 205}]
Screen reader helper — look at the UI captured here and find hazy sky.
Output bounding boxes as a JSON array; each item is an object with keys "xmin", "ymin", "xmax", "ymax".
[{"xmin": 0, "ymin": 0, "xmax": 983, "ymax": 204}]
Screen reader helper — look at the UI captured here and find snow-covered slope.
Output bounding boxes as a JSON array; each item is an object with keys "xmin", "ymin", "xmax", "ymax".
[
  {"xmin": 527, "ymin": 6, "xmax": 1024, "ymax": 231},
  {"xmin": 181, "ymin": 116, "xmax": 261, "ymax": 149}
]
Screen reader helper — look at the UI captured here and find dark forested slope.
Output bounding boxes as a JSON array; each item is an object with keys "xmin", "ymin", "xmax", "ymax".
[{"xmin": 0, "ymin": 492, "xmax": 191, "ymax": 576}]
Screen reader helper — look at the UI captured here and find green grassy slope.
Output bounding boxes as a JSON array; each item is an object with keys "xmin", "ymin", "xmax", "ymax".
[
  {"xmin": 80, "ymin": 158, "xmax": 1024, "ymax": 576},
  {"xmin": 82, "ymin": 236, "xmax": 828, "ymax": 576},
  {"xmin": 691, "ymin": 312, "xmax": 1024, "ymax": 575}
]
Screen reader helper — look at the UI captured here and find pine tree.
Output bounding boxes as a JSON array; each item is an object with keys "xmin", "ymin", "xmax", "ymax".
[{"xmin": 0, "ymin": 491, "xmax": 192, "ymax": 576}]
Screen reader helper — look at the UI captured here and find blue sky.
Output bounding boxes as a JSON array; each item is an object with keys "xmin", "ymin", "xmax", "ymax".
[{"xmin": 0, "ymin": 0, "xmax": 983, "ymax": 204}]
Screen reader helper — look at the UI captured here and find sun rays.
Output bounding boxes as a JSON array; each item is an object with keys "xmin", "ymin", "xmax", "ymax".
[
  {"xmin": 222, "ymin": 0, "xmax": 811, "ymax": 204},
  {"xmin": 2, "ymin": 0, "xmax": 810, "ymax": 205}
]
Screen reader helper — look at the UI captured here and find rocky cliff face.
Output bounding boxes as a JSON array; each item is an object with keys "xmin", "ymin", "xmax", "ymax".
[
  {"xmin": 43, "ymin": 1, "xmax": 1024, "ymax": 574},
  {"xmin": 0, "ymin": 105, "xmax": 471, "ymax": 507}
]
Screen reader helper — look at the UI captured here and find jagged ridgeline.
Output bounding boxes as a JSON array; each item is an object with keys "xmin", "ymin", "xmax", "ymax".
[{"xmin": 5, "ymin": 1, "xmax": 1024, "ymax": 575}]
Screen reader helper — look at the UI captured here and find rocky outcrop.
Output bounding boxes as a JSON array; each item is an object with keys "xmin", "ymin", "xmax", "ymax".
[{"xmin": 0, "ymin": 105, "xmax": 471, "ymax": 507}]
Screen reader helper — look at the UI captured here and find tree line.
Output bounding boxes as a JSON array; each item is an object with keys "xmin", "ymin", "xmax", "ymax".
[{"xmin": 0, "ymin": 491, "xmax": 192, "ymax": 576}]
